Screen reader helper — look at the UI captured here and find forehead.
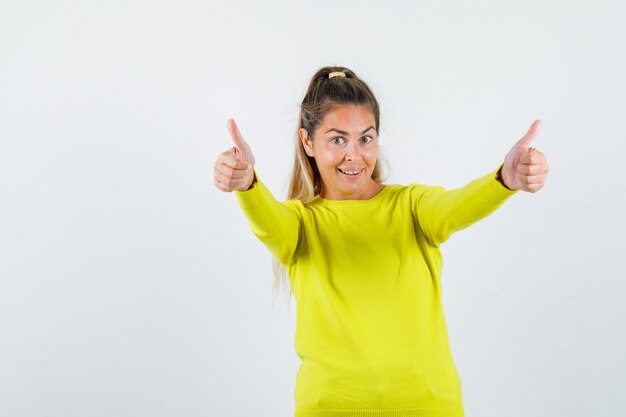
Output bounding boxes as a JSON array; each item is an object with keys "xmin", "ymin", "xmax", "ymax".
[{"xmin": 318, "ymin": 105, "xmax": 376, "ymax": 134}]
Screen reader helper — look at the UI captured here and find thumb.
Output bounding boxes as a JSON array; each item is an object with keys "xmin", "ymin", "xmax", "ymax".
[
  {"xmin": 226, "ymin": 118, "xmax": 255, "ymax": 167},
  {"xmin": 515, "ymin": 119, "xmax": 543, "ymax": 148},
  {"xmin": 226, "ymin": 118, "xmax": 249, "ymax": 150}
]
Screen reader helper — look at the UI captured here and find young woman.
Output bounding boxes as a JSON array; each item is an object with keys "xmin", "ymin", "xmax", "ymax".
[{"xmin": 213, "ymin": 66, "xmax": 549, "ymax": 417}]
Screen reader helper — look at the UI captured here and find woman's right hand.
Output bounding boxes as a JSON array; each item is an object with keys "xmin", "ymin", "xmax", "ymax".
[{"xmin": 214, "ymin": 118, "xmax": 256, "ymax": 192}]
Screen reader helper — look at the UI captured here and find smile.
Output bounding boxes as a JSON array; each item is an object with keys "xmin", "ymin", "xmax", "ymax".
[{"xmin": 338, "ymin": 168, "xmax": 364, "ymax": 177}]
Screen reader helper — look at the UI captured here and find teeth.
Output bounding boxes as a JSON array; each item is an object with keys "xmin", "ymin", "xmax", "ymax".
[{"xmin": 340, "ymin": 169, "xmax": 360, "ymax": 175}]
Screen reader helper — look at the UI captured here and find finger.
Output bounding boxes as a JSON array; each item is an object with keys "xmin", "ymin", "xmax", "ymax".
[
  {"xmin": 524, "ymin": 182, "xmax": 543, "ymax": 193},
  {"xmin": 214, "ymin": 178, "xmax": 231, "ymax": 192},
  {"xmin": 214, "ymin": 170, "xmax": 250, "ymax": 191},
  {"xmin": 213, "ymin": 170, "xmax": 236, "ymax": 190},
  {"xmin": 214, "ymin": 169, "xmax": 234, "ymax": 192},
  {"xmin": 519, "ymin": 174, "xmax": 546, "ymax": 185},
  {"xmin": 520, "ymin": 149, "xmax": 547, "ymax": 165},
  {"xmin": 227, "ymin": 118, "xmax": 249, "ymax": 151},
  {"xmin": 214, "ymin": 161, "xmax": 249, "ymax": 180},
  {"xmin": 517, "ymin": 162, "xmax": 549, "ymax": 176},
  {"xmin": 516, "ymin": 119, "xmax": 543, "ymax": 148},
  {"xmin": 217, "ymin": 150, "xmax": 249, "ymax": 170}
]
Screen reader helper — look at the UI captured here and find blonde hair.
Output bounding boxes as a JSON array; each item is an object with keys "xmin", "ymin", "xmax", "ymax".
[{"xmin": 272, "ymin": 66, "xmax": 386, "ymax": 303}]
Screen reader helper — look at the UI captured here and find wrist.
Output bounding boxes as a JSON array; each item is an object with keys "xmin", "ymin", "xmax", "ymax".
[
  {"xmin": 243, "ymin": 170, "xmax": 257, "ymax": 191},
  {"xmin": 496, "ymin": 165, "xmax": 514, "ymax": 190}
]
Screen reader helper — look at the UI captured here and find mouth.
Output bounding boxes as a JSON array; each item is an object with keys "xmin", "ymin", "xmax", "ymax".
[{"xmin": 338, "ymin": 168, "xmax": 364, "ymax": 177}]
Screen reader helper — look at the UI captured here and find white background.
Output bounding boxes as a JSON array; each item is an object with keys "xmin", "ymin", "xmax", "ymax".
[{"xmin": 1, "ymin": 1, "xmax": 625, "ymax": 416}]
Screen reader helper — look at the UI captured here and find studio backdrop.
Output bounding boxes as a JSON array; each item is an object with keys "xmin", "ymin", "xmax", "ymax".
[{"xmin": 1, "ymin": 1, "xmax": 624, "ymax": 416}]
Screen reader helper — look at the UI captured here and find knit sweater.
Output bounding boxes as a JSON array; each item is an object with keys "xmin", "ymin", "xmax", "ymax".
[{"xmin": 235, "ymin": 164, "xmax": 519, "ymax": 417}]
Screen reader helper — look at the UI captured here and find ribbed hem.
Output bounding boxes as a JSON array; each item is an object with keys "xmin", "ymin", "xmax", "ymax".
[{"xmin": 295, "ymin": 407, "xmax": 464, "ymax": 417}]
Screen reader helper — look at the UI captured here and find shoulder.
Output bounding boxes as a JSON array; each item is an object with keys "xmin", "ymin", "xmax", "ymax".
[
  {"xmin": 283, "ymin": 198, "xmax": 305, "ymax": 213},
  {"xmin": 372, "ymin": 183, "xmax": 445, "ymax": 211},
  {"xmin": 385, "ymin": 182, "xmax": 445, "ymax": 201}
]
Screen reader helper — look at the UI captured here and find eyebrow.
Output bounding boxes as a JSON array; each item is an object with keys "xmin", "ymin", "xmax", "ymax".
[{"xmin": 324, "ymin": 126, "xmax": 377, "ymax": 135}]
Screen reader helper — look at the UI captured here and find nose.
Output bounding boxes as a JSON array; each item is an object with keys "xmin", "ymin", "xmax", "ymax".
[{"xmin": 345, "ymin": 140, "xmax": 360, "ymax": 161}]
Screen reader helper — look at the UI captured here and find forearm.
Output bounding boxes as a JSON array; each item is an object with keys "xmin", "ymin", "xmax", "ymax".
[
  {"xmin": 416, "ymin": 164, "xmax": 519, "ymax": 246},
  {"xmin": 235, "ymin": 171, "xmax": 301, "ymax": 265}
]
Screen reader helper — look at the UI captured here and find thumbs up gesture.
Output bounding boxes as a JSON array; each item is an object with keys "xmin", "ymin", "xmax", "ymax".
[
  {"xmin": 500, "ymin": 120, "xmax": 550, "ymax": 192},
  {"xmin": 214, "ymin": 119, "xmax": 256, "ymax": 192}
]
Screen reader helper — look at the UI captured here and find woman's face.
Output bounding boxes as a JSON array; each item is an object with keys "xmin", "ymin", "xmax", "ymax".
[{"xmin": 299, "ymin": 104, "xmax": 382, "ymax": 200}]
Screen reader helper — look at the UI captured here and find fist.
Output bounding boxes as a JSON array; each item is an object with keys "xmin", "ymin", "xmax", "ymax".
[
  {"xmin": 213, "ymin": 118, "xmax": 256, "ymax": 192},
  {"xmin": 501, "ymin": 119, "xmax": 550, "ymax": 193}
]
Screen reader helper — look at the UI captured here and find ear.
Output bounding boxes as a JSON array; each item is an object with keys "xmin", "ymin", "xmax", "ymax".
[{"xmin": 299, "ymin": 128, "xmax": 314, "ymax": 157}]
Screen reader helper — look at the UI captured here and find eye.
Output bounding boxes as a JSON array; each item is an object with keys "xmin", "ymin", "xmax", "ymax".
[
  {"xmin": 331, "ymin": 137, "xmax": 346, "ymax": 145},
  {"xmin": 361, "ymin": 135, "xmax": 374, "ymax": 144}
]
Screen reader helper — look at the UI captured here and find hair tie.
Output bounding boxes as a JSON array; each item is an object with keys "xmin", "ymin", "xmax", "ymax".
[{"xmin": 328, "ymin": 71, "xmax": 346, "ymax": 79}]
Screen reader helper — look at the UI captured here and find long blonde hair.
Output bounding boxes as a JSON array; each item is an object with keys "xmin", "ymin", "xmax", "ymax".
[{"xmin": 272, "ymin": 66, "xmax": 386, "ymax": 303}]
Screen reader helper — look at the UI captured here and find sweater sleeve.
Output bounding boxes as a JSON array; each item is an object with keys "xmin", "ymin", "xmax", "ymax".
[
  {"xmin": 411, "ymin": 163, "xmax": 519, "ymax": 248},
  {"xmin": 234, "ymin": 171, "xmax": 302, "ymax": 266}
]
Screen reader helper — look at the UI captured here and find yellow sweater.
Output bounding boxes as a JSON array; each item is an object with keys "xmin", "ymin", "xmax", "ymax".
[{"xmin": 235, "ymin": 164, "xmax": 518, "ymax": 417}]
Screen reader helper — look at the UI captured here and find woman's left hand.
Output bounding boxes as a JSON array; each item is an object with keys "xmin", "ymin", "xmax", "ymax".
[{"xmin": 501, "ymin": 119, "xmax": 550, "ymax": 193}]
